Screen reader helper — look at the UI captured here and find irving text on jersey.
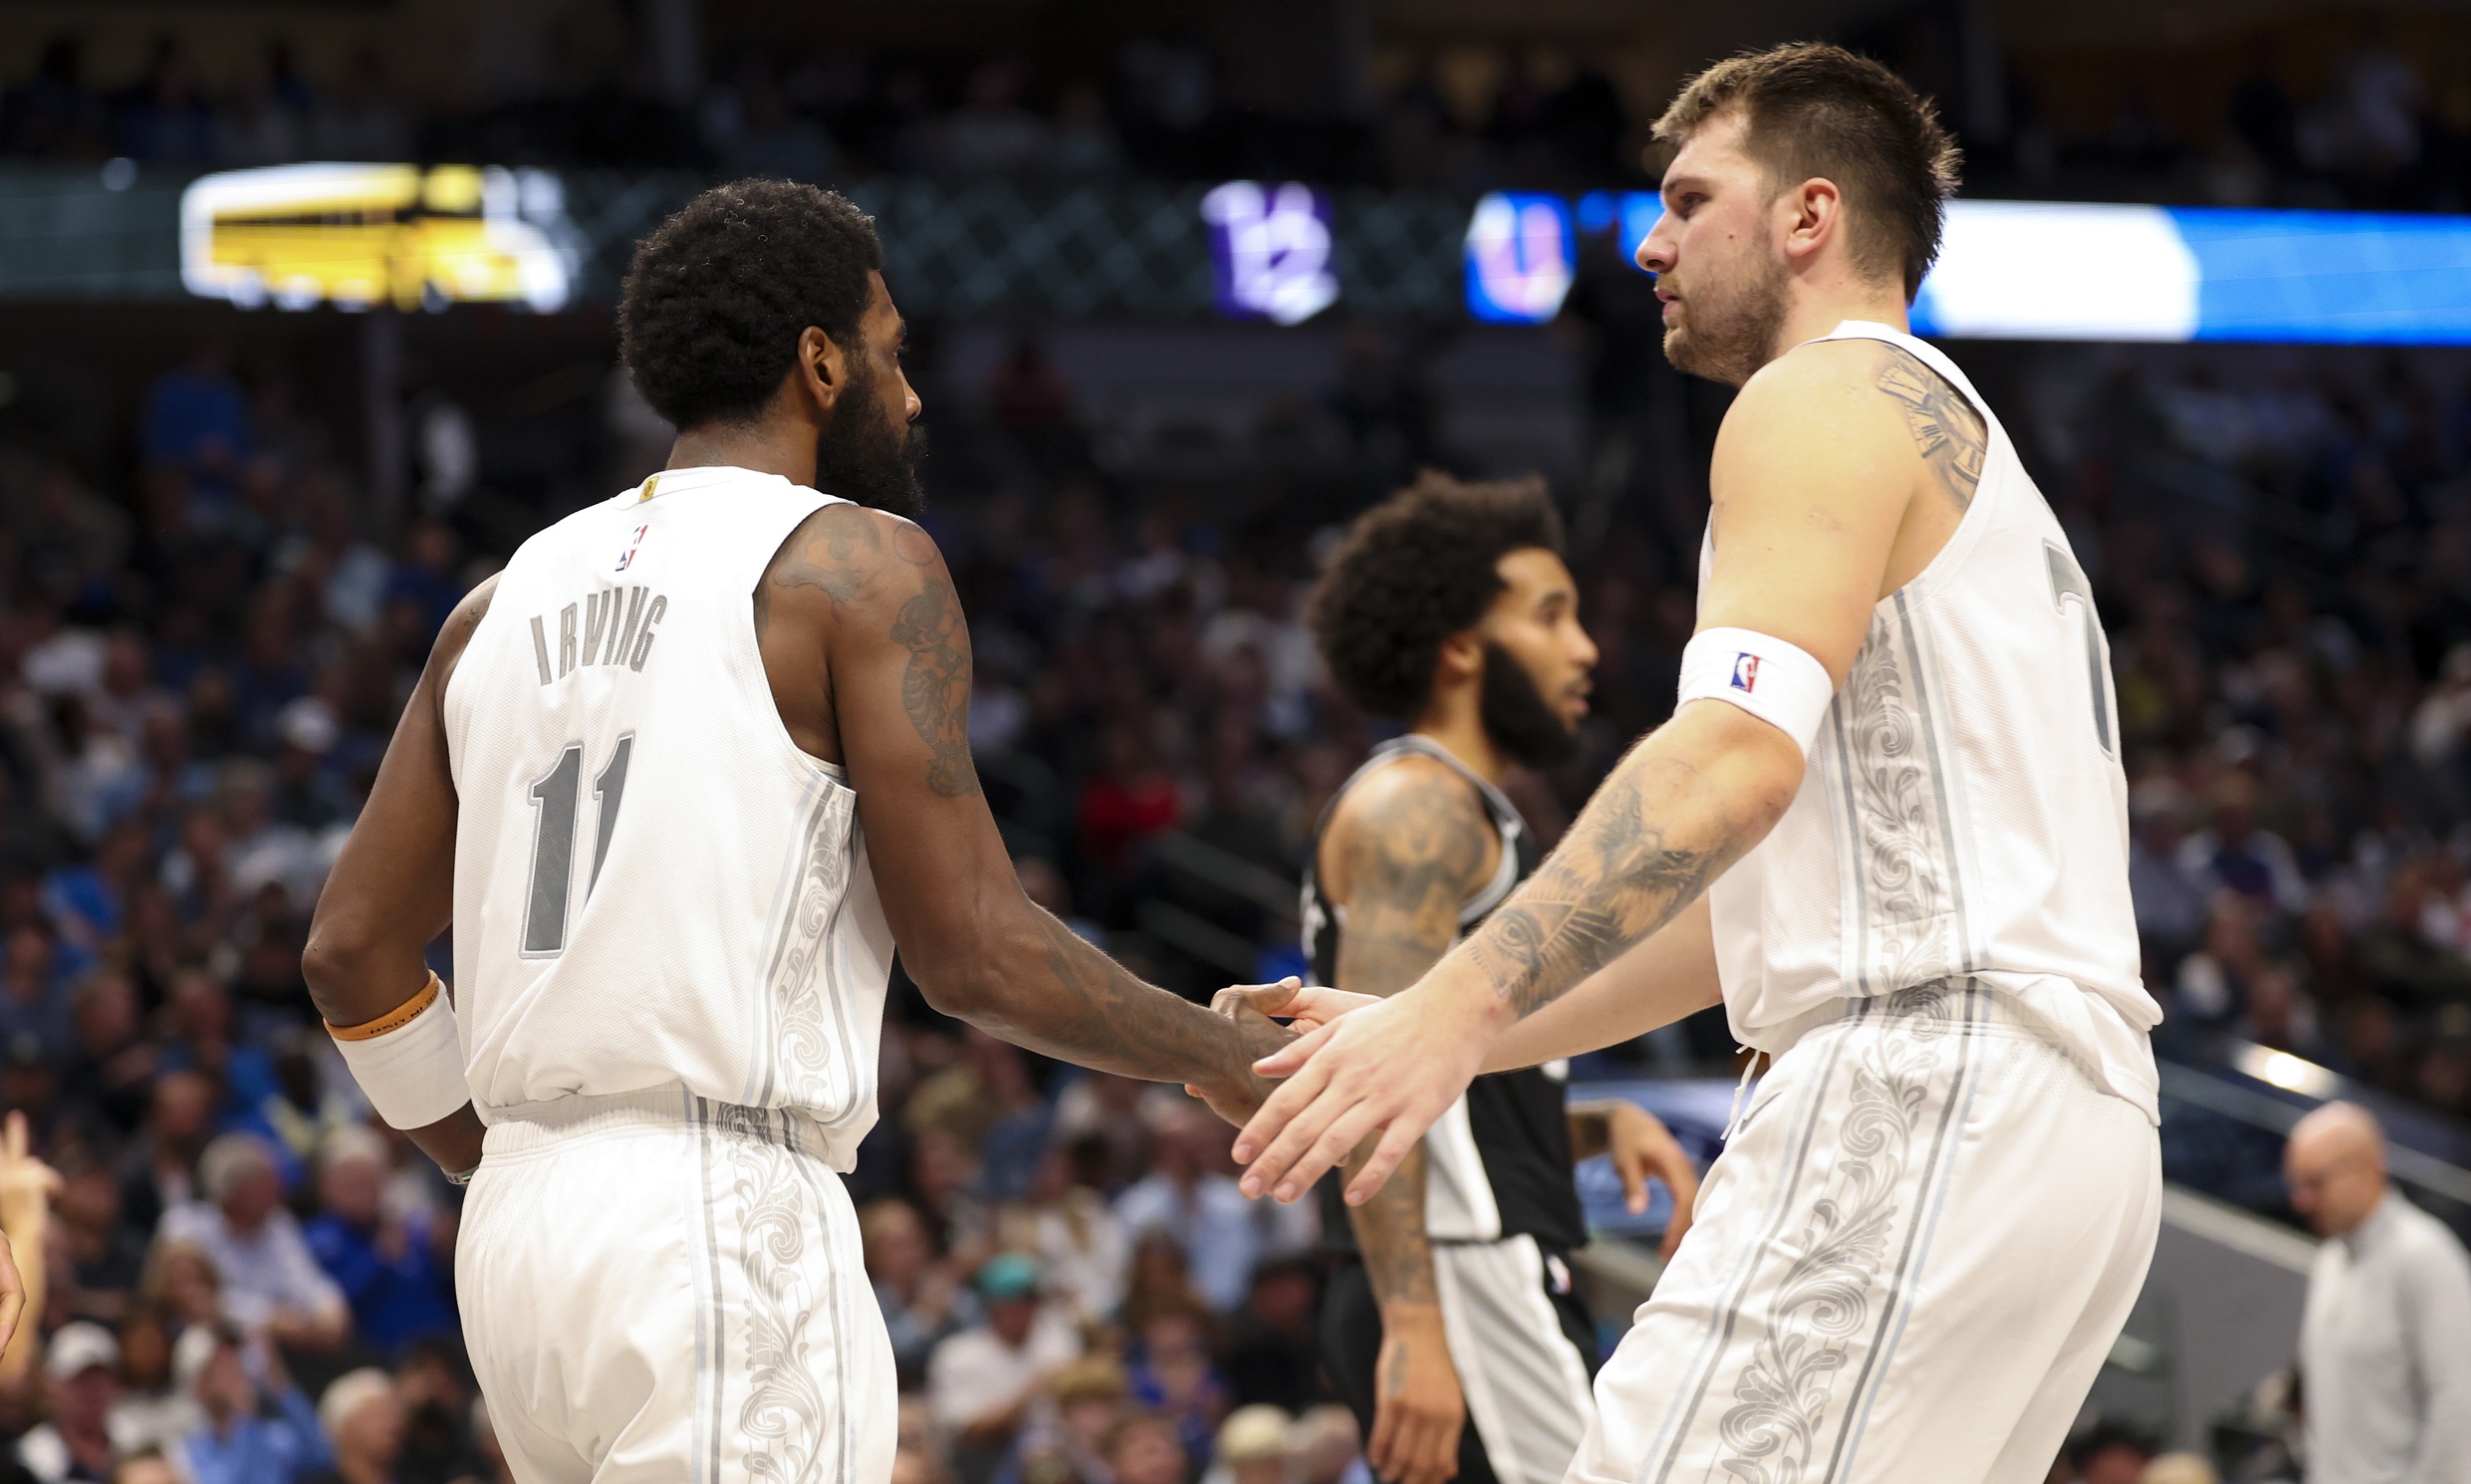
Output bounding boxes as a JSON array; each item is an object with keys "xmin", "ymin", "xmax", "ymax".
[{"xmin": 527, "ymin": 585, "xmax": 668, "ymax": 684}]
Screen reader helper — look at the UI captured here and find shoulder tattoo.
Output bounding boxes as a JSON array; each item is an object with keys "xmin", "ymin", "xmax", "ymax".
[{"xmin": 1873, "ymin": 346, "xmax": 1987, "ymax": 514}]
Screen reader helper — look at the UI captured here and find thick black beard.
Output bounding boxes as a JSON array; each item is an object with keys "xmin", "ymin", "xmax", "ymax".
[
  {"xmin": 815, "ymin": 361, "xmax": 928, "ymax": 518},
  {"xmin": 1479, "ymin": 641, "xmax": 1580, "ymax": 770}
]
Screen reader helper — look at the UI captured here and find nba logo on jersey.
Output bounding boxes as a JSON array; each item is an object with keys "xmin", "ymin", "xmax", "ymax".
[
  {"xmin": 615, "ymin": 525, "xmax": 650, "ymax": 573},
  {"xmin": 1731, "ymin": 653, "xmax": 1760, "ymax": 692}
]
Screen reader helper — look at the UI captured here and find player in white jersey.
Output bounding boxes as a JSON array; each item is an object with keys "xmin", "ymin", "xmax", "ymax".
[
  {"xmin": 1222, "ymin": 44, "xmax": 2163, "ymax": 1483},
  {"xmin": 301, "ymin": 181, "xmax": 1286, "ymax": 1484}
]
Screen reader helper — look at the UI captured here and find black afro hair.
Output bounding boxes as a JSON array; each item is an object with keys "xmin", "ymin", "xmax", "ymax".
[
  {"xmin": 618, "ymin": 179, "xmax": 883, "ymax": 431},
  {"xmin": 1306, "ymin": 471, "xmax": 1565, "ymax": 721}
]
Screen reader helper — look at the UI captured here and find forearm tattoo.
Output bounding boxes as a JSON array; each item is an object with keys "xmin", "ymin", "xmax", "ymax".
[
  {"xmin": 1024, "ymin": 912, "xmax": 1278, "ymax": 1094},
  {"xmin": 1463, "ymin": 753, "xmax": 1733, "ymax": 1021},
  {"xmin": 1354, "ymin": 1139, "xmax": 1437, "ymax": 1307}
]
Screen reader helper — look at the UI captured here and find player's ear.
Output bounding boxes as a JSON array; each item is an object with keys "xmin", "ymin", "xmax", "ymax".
[
  {"xmin": 795, "ymin": 326, "xmax": 850, "ymax": 415},
  {"xmin": 1782, "ymin": 177, "xmax": 1842, "ymax": 268},
  {"xmin": 1436, "ymin": 629, "xmax": 1484, "ymax": 684}
]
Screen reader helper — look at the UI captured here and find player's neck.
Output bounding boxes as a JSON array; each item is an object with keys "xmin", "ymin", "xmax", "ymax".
[
  {"xmin": 1411, "ymin": 698, "xmax": 1510, "ymax": 785},
  {"xmin": 1768, "ymin": 284, "xmax": 1911, "ymax": 366},
  {"xmin": 663, "ymin": 419, "xmax": 818, "ymax": 489}
]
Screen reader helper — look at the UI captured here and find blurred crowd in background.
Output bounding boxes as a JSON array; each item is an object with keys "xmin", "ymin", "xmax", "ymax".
[
  {"xmin": 3, "ymin": 19, "xmax": 2471, "ymax": 212},
  {"xmin": 0, "ymin": 8, "xmax": 2466, "ymax": 1475},
  {"xmin": 0, "ymin": 294, "xmax": 2464, "ymax": 1475}
]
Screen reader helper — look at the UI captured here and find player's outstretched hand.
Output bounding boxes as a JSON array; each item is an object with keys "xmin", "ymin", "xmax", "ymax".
[
  {"xmin": 1186, "ymin": 980, "xmax": 1303, "ymax": 1128},
  {"xmin": 1208, "ymin": 980, "xmax": 1379, "ymax": 1031},
  {"xmin": 1231, "ymin": 988, "xmax": 1489, "ymax": 1207}
]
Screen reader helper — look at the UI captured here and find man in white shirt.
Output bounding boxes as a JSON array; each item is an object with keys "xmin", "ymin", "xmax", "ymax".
[
  {"xmin": 2289, "ymin": 1102, "xmax": 2471, "ymax": 1484},
  {"xmin": 925, "ymin": 1255, "xmax": 1081, "ymax": 1459},
  {"xmin": 154, "ymin": 1132, "xmax": 346, "ymax": 1350},
  {"xmin": 1113, "ymin": 1099, "xmax": 1310, "ymax": 1314}
]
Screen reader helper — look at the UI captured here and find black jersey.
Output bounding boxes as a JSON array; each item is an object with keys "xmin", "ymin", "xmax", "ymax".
[{"xmin": 1300, "ymin": 736, "xmax": 1588, "ymax": 1256}]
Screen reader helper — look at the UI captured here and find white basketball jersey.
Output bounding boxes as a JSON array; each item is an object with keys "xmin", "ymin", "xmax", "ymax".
[
  {"xmin": 1704, "ymin": 322, "xmax": 2162, "ymax": 1118},
  {"xmin": 442, "ymin": 465, "xmax": 895, "ymax": 1168}
]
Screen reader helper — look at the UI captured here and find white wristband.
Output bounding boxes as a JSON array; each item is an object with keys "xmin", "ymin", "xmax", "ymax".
[
  {"xmin": 327, "ymin": 974, "xmax": 472, "ymax": 1130},
  {"xmin": 1677, "ymin": 626, "xmax": 1837, "ymax": 758}
]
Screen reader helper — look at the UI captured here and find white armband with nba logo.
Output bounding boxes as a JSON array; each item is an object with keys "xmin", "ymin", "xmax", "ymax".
[
  {"xmin": 1676, "ymin": 626, "xmax": 1836, "ymax": 759},
  {"xmin": 326, "ymin": 973, "xmax": 472, "ymax": 1130}
]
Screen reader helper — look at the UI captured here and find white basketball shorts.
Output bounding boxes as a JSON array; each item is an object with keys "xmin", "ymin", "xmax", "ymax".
[
  {"xmin": 457, "ymin": 1090, "xmax": 895, "ymax": 1484},
  {"xmin": 1574, "ymin": 980, "xmax": 2161, "ymax": 1484}
]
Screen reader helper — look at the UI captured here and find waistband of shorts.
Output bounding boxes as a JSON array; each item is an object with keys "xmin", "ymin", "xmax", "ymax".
[
  {"xmin": 479, "ymin": 1086, "xmax": 846, "ymax": 1161},
  {"xmin": 1758, "ymin": 979, "xmax": 2075, "ymax": 1059},
  {"xmin": 1749, "ymin": 976, "xmax": 2160, "ymax": 1120}
]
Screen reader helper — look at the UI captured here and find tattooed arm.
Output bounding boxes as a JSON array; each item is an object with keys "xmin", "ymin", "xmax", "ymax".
[
  {"xmin": 757, "ymin": 504, "xmax": 1286, "ymax": 1114},
  {"xmin": 305, "ymin": 577, "xmax": 500, "ymax": 1178},
  {"xmin": 1320, "ymin": 760, "xmax": 1494, "ymax": 1484},
  {"xmin": 1232, "ymin": 337, "xmax": 1963, "ymax": 1204}
]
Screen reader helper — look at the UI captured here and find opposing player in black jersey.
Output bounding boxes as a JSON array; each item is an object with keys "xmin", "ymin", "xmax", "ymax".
[{"xmin": 1299, "ymin": 474, "xmax": 1700, "ymax": 1484}]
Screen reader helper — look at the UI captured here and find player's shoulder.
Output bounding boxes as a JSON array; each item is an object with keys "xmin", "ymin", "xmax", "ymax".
[
  {"xmin": 1324, "ymin": 751, "xmax": 1494, "ymax": 873},
  {"xmin": 777, "ymin": 500, "xmax": 941, "ymax": 568},
  {"xmin": 1717, "ymin": 337, "xmax": 1926, "ymax": 465},
  {"xmin": 764, "ymin": 501, "xmax": 948, "ymax": 614},
  {"xmin": 1734, "ymin": 336, "xmax": 1913, "ymax": 413},
  {"xmin": 427, "ymin": 571, "xmax": 504, "ymax": 697}
]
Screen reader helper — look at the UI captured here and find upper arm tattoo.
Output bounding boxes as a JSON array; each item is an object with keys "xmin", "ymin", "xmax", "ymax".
[
  {"xmin": 757, "ymin": 505, "xmax": 979, "ymax": 799},
  {"xmin": 1873, "ymin": 346, "xmax": 1986, "ymax": 514},
  {"xmin": 1330, "ymin": 765, "xmax": 1491, "ymax": 1309},
  {"xmin": 1332, "ymin": 768, "xmax": 1493, "ymax": 999},
  {"xmin": 888, "ymin": 566, "xmax": 978, "ymax": 798},
  {"xmin": 760, "ymin": 503, "xmax": 881, "ymax": 629}
]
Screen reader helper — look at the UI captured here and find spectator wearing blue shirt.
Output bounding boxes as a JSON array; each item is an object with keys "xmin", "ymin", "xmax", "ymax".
[
  {"xmin": 302, "ymin": 1127, "xmax": 456, "ymax": 1355},
  {"xmin": 0, "ymin": 924, "xmax": 77, "ymax": 1068},
  {"xmin": 140, "ymin": 348, "xmax": 251, "ymax": 497},
  {"xmin": 170, "ymin": 1323, "xmax": 331, "ymax": 1484}
]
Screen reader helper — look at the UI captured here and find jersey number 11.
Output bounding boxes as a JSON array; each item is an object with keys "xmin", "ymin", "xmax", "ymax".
[{"xmin": 521, "ymin": 735, "xmax": 633, "ymax": 956}]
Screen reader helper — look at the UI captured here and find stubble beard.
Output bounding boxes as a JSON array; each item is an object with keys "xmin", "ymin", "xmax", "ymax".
[{"xmin": 1661, "ymin": 248, "xmax": 1790, "ymax": 388}]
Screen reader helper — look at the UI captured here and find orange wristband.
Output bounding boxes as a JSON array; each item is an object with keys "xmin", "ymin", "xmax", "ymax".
[{"xmin": 327, "ymin": 973, "xmax": 442, "ymax": 1043}]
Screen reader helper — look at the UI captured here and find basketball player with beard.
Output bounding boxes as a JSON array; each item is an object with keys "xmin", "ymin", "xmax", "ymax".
[
  {"xmin": 1229, "ymin": 45, "xmax": 2165, "ymax": 1484},
  {"xmin": 302, "ymin": 181, "xmax": 1287, "ymax": 1484},
  {"xmin": 1298, "ymin": 474, "xmax": 1700, "ymax": 1484}
]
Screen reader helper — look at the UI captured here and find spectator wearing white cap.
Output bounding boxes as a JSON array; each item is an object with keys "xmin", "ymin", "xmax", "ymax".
[
  {"xmin": 303, "ymin": 1367, "xmax": 403, "ymax": 1484},
  {"xmin": 155, "ymin": 1132, "xmax": 346, "ymax": 1351},
  {"xmin": 2288, "ymin": 1102, "xmax": 2471, "ymax": 1483},
  {"xmin": 16, "ymin": 1321, "xmax": 123, "ymax": 1482}
]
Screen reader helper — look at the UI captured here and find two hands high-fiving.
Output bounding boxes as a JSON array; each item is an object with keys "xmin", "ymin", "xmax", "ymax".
[
  {"xmin": 1200, "ymin": 978, "xmax": 1488, "ymax": 1206},
  {"xmin": 1201, "ymin": 979, "xmax": 1700, "ymax": 1257}
]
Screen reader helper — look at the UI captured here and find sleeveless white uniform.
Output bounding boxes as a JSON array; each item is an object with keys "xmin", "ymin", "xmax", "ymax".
[
  {"xmin": 442, "ymin": 465, "xmax": 896, "ymax": 1484},
  {"xmin": 1572, "ymin": 325, "xmax": 2164, "ymax": 1484}
]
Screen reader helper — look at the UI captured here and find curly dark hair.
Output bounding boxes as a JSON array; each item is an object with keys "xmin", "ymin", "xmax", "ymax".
[
  {"xmin": 1306, "ymin": 471, "xmax": 1565, "ymax": 721},
  {"xmin": 618, "ymin": 179, "xmax": 884, "ymax": 430}
]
